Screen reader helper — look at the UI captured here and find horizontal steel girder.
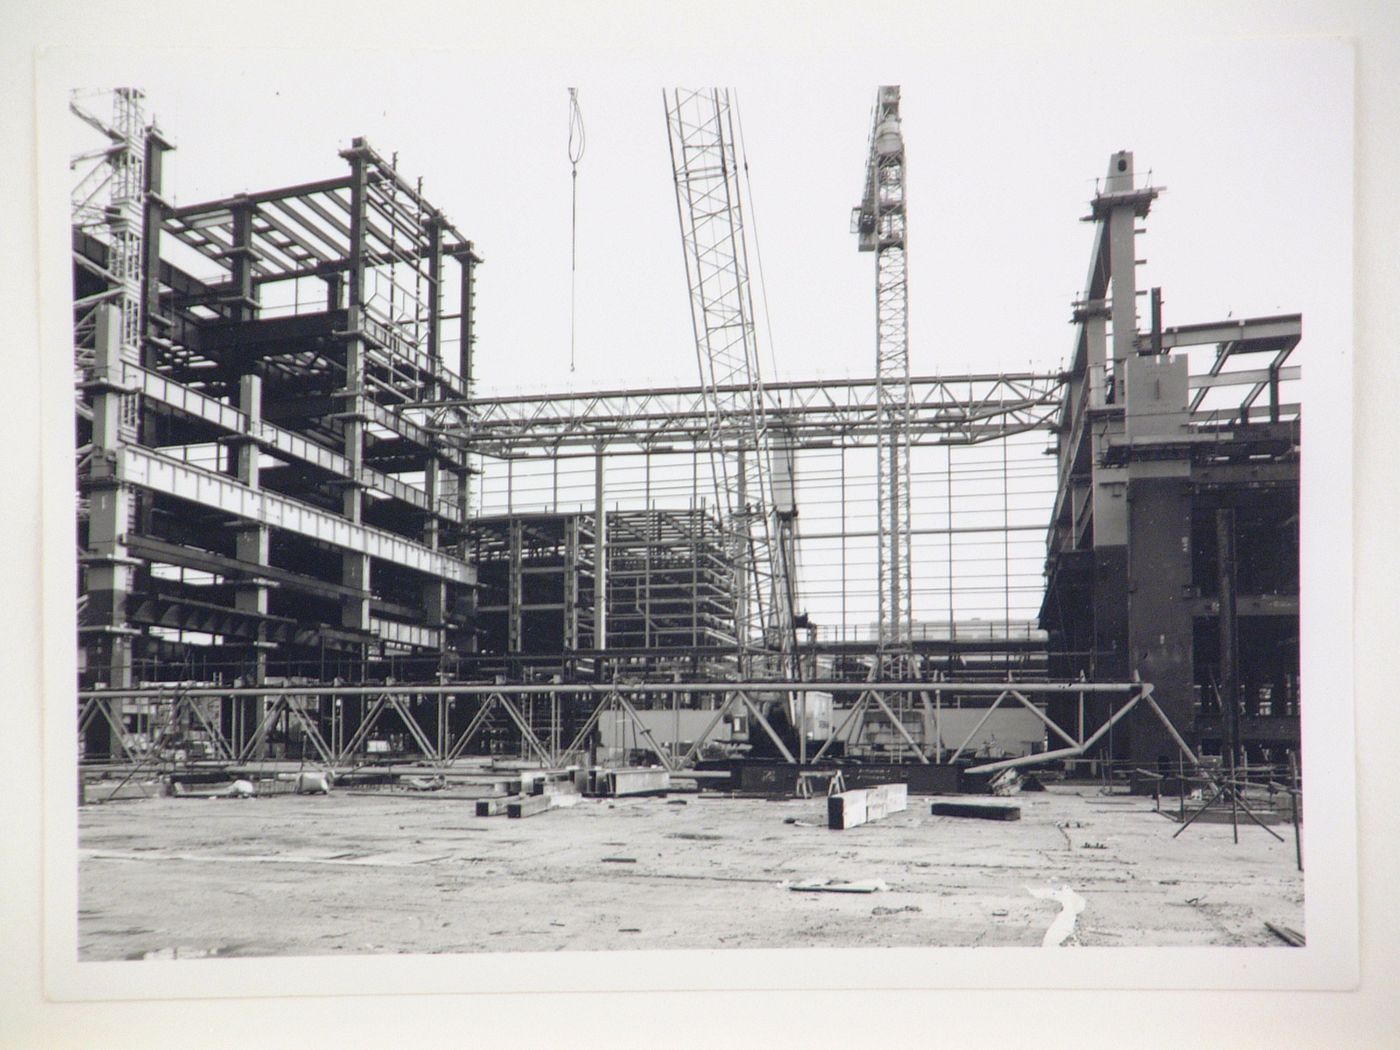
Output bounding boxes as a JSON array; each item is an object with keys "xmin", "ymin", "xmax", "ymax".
[
  {"xmin": 135, "ymin": 365, "xmax": 461, "ymax": 522},
  {"xmin": 80, "ymin": 679, "xmax": 1147, "ymax": 701},
  {"xmin": 108, "ymin": 445, "xmax": 474, "ymax": 583},
  {"xmin": 418, "ymin": 371, "xmax": 1065, "ymax": 456}
]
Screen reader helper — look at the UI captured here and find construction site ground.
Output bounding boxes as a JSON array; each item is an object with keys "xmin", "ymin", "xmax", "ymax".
[{"xmin": 77, "ymin": 782, "xmax": 1304, "ymax": 959}]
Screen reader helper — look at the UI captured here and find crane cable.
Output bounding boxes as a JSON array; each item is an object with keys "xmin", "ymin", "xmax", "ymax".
[{"xmin": 568, "ymin": 88, "xmax": 586, "ymax": 373}]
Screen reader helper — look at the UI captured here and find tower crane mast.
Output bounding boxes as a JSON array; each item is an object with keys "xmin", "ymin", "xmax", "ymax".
[
  {"xmin": 663, "ymin": 88, "xmax": 799, "ymax": 678},
  {"xmin": 852, "ymin": 85, "xmax": 914, "ymax": 660}
]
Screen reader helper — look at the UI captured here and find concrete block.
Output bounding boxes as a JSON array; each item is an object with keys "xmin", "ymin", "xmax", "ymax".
[
  {"xmin": 828, "ymin": 783, "xmax": 909, "ymax": 829},
  {"xmin": 507, "ymin": 794, "xmax": 553, "ymax": 818},
  {"xmin": 476, "ymin": 794, "xmax": 523, "ymax": 816},
  {"xmin": 603, "ymin": 767, "xmax": 671, "ymax": 797}
]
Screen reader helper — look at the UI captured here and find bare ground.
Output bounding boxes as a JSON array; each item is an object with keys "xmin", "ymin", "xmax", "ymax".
[{"xmin": 77, "ymin": 784, "xmax": 1304, "ymax": 959}]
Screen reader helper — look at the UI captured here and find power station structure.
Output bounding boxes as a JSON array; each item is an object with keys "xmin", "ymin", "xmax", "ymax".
[{"xmin": 71, "ymin": 88, "xmax": 1300, "ymax": 784}]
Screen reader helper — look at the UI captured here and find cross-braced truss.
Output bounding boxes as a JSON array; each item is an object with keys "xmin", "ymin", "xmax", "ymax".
[
  {"xmin": 853, "ymin": 85, "xmax": 914, "ymax": 655},
  {"xmin": 662, "ymin": 88, "xmax": 792, "ymax": 672},
  {"xmin": 79, "ymin": 680, "xmax": 1199, "ymax": 778},
  {"xmin": 417, "ymin": 371, "xmax": 1066, "ymax": 459}
]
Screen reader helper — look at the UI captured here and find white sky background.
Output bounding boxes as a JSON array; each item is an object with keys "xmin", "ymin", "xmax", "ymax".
[
  {"xmin": 54, "ymin": 36, "xmax": 1349, "ymax": 629},
  {"xmin": 58, "ymin": 39, "xmax": 1350, "ymax": 393}
]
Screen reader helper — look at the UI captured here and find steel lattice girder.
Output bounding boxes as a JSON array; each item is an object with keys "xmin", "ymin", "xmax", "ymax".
[
  {"xmin": 77, "ymin": 680, "xmax": 1186, "ymax": 773},
  {"xmin": 416, "ymin": 371, "xmax": 1064, "ymax": 458}
]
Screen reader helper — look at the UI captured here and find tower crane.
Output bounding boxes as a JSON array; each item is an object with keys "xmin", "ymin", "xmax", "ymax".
[
  {"xmin": 852, "ymin": 85, "xmax": 914, "ymax": 666},
  {"xmin": 663, "ymin": 88, "xmax": 801, "ymax": 681}
]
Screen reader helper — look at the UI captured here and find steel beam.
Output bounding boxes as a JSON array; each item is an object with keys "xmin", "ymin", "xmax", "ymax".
[
  {"xmin": 136, "ymin": 366, "xmax": 461, "ymax": 521},
  {"xmin": 422, "ymin": 371, "xmax": 1063, "ymax": 457},
  {"xmin": 108, "ymin": 445, "xmax": 473, "ymax": 582}
]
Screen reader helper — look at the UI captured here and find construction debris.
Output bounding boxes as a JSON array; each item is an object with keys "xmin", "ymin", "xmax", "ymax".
[
  {"xmin": 84, "ymin": 781, "xmax": 163, "ymax": 804},
  {"xmin": 990, "ymin": 769, "xmax": 1022, "ymax": 796},
  {"xmin": 930, "ymin": 799, "xmax": 1021, "ymax": 821},
  {"xmin": 294, "ymin": 771, "xmax": 332, "ymax": 795},
  {"xmin": 475, "ymin": 795, "xmax": 523, "ymax": 817},
  {"xmin": 789, "ymin": 878, "xmax": 889, "ymax": 894},
  {"xmin": 828, "ymin": 783, "xmax": 908, "ymax": 830}
]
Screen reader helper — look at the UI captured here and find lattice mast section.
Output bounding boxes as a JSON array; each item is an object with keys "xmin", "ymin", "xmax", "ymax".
[
  {"xmin": 71, "ymin": 88, "xmax": 148, "ymax": 436},
  {"xmin": 853, "ymin": 85, "xmax": 913, "ymax": 653},
  {"xmin": 663, "ymin": 88, "xmax": 795, "ymax": 676}
]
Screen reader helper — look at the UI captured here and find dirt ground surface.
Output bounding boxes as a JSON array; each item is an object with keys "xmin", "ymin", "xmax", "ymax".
[{"xmin": 77, "ymin": 784, "xmax": 1304, "ymax": 959}]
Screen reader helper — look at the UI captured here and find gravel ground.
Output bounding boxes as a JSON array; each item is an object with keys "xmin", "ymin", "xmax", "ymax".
[{"xmin": 77, "ymin": 784, "xmax": 1304, "ymax": 959}]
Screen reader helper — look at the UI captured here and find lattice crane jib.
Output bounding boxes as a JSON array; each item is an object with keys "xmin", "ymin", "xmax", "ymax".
[
  {"xmin": 853, "ymin": 85, "xmax": 914, "ymax": 658},
  {"xmin": 663, "ymin": 88, "xmax": 797, "ymax": 676}
]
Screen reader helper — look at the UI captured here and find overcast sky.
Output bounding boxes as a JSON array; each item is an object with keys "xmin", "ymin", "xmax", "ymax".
[{"xmin": 53, "ymin": 36, "xmax": 1349, "ymax": 397}]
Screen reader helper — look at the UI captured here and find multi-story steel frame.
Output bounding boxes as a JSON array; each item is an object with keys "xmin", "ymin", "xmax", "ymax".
[
  {"xmin": 469, "ymin": 508, "xmax": 736, "ymax": 681},
  {"xmin": 74, "ymin": 93, "xmax": 480, "ymax": 758},
  {"xmin": 1039, "ymin": 151, "xmax": 1301, "ymax": 768}
]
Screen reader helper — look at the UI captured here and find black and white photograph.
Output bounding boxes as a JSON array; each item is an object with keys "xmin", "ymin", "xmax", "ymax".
[{"xmin": 6, "ymin": 2, "xmax": 1397, "ymax": 1047}]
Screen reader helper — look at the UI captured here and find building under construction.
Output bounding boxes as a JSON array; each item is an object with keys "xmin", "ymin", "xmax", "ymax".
[{"xmin": 72, "ymin": 88, "xmax": 1300, "ymax": 787}]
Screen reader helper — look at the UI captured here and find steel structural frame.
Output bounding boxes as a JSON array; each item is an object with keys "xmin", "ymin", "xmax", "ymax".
[
  {"xmin": 425, "ymin": 371, "xmax": 1065, "ymax": 458},
  {"xmin": 103, "ymin": 444, "xmax": 473, "ymax": 583},
  {"xmin": 79, "ymin": 679, "xmax": 1189, "ymax": 774},
  {"xmin": 417, "ymin": 361, "xmax": 1292, "ymax": 461},
  {"xmin": 73, "ymin": 93, "xmax": 483, "ymax": 714},
  {"xmin": 70, "ymin": 88, "xmax": 146, "ymax": 405}
]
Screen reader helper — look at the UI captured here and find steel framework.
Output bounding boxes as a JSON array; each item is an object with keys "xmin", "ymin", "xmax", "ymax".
[
  {"xmin": 425, "ymin": 371, "xmax": 1065, "ymax": 458},
  {"xmin": 79, "ymin": 678, "xmax": 1195, "ymax": 777},
  {"xmin": 72, "ymin": 92, "xmax": 482, "ymax": 762}
]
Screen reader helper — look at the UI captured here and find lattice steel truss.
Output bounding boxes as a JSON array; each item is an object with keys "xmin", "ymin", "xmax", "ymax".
[
  {"xmin": 663, "ymin": 88, "xmax": 795, "ymax": 675},
  {"xmin": 71, "ymin": 88, "xmax": 147, "ymax": 431},
  {"xmin": 853, "ymin": 85, "xmax": 914, "ymax": 655},
  {"xmin": 79, "ymin": 679, "xmax": 1198, "ymax": 777},
  {"xmin": 426, "ymin": 371, "xmax": 1065, "ymax": 458}
]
